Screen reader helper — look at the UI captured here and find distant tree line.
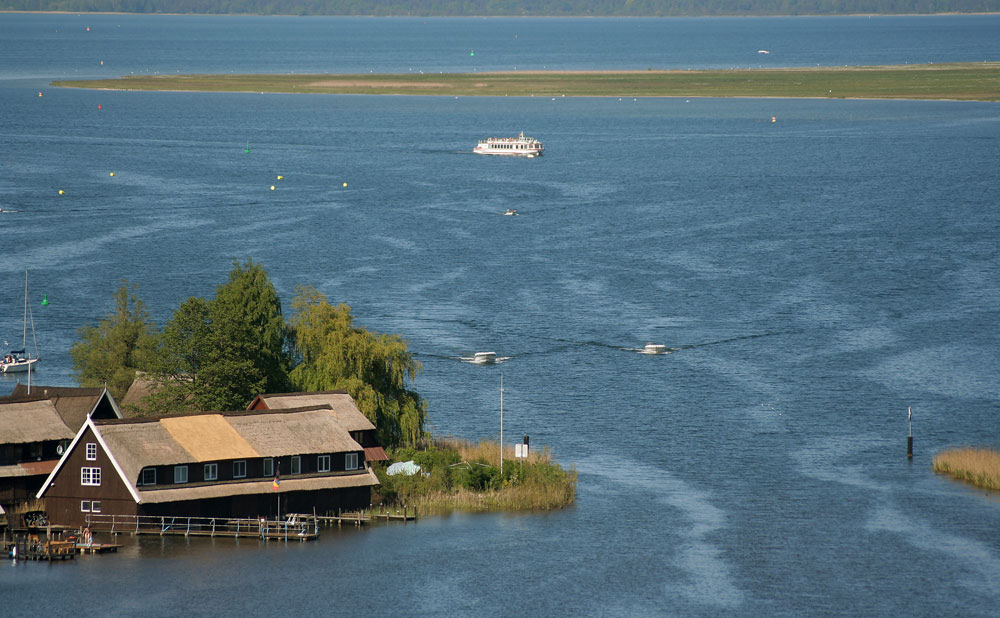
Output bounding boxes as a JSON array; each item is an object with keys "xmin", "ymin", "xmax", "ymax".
[
  {"xmin": 71, "ymin": 260, "xmax": 426, "ymax": 448},
  {"xmin": 3, "ymin": 0, "xmax": 999, "ymax": 16}
]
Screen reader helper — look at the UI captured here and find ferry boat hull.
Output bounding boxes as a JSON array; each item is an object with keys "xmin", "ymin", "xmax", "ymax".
[{"xmin": 474, "ymin": 132, "xmax": 543, "ymax": 157}]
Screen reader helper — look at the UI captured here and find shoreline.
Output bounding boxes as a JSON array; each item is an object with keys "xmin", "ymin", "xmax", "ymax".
[{"xmin": 51, "ymin": 63, "xmax": 1000, "ymax": 102}]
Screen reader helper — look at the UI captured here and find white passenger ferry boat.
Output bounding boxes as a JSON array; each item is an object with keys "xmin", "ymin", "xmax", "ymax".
[{"xmin": 474, "ymin": 132, "xmax": 543, "ymax": 157}]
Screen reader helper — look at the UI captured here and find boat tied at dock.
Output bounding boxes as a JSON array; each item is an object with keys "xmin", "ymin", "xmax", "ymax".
[{"xmin": 474, "ymin": 132, "xmax": 543, "ymax": 157}]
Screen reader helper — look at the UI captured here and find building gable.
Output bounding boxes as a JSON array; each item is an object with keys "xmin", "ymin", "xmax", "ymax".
[{"xmin": 37, "ymin": 417, "xmax": 140, "ymax": 503}]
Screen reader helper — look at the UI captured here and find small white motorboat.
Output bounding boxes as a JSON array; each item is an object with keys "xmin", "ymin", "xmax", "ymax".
[
  {"xmin": 504, "ymin": 209, "xmax": 518, "ymax": 216},
  {"xmin": 640, "ymin": 343, "xmax": 668, "ymax": 355},
  {"xmin": 472, "ymin": 351, "xmax": 498, "ymax": 364}
]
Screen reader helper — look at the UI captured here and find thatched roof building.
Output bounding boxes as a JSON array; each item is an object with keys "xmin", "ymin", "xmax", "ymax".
[
  {"xmin": 37, "ymin": 406, "xmax": 378, "ymax": 527},
  {"xmin": 248, "ymin": 391, "xmax": 388, "ymax": 462},
  {"xmin": 0, "ymin": 386, "xmax": 121, "ymax": 507}
]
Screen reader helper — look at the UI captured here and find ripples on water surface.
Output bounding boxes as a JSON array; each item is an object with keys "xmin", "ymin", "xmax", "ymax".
[{"xmin": 1, "ymin": 14, "xmax": 999, "ymax": 617}]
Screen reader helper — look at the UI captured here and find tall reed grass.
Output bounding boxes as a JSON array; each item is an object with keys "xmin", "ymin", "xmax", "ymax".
[
  {"xmin": 374, "ymin": 437, "xmax": 577, "ymax": 515},
  {"xmin": 932, "ymin": 448, "xmax": 1000, "ymax": 491}
]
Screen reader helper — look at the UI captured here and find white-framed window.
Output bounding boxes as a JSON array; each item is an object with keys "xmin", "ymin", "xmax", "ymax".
[
  {"xmin": 290, "ymin": 455, "xmax": 301, "ymax": 475},
  {"xmin": 86, "ymin": 442, "xmax": 98, "ymax": 461},
  {"xmin": 91, "ymin": 501, "xmax": 102, "ymax": 513},
  {"xmin": 262, "ymin": 458, "xmax": 274, "ymax": 477},
  {"xmin": 81, "ymin": 500, "xmax": 91, "ymax": 512},
  {"xmin": 233, "ymin": 460, "xmax": 246, "ymax": 479},
  {"xmin": 81, "ymin": 467, "xmax": 102, "ymax": 486},
  {"xmin": 317, "ymin": 455, "xmax": 331, "ymax": 472},
  {"xmin": 174, "ymin": 465, "xmax": 188, "ymax": 484},
  {"xmin": 204, "ymin": 463, "xmax": 218, "ymax": 481},
  {"xmin": 141, "ymin": 467, "xmax": 156, "ymax": 486},
  {"xmin": 345, "ymin": 452, "xmax": 359, "ymax": 471}
]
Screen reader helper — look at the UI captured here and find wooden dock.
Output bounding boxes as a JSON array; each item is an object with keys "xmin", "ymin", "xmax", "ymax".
[
  {"xmin": 85, "ymin": 514, "xmax": 319, "ymax": 542},
  {"xmin": 77, "ymin": 543, "xmax": 122, "ymax": 554},
  {"xmin": 293, "ymin": 504, "xmax": 418, "ymax": 527},
  {"xmin": 6, "ymin": 539, "xmax": 77, "ymax": 561}
]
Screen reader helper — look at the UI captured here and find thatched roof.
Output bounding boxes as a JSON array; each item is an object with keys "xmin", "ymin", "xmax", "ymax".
[
  {"xmin": 0, "ymin": 400, "xmax": 74, "ymax": 444},
  {"xmin": 251, "ymin": 391, "xmax": 376, "ymax": 432},
  {"xmin": 120, "ymin": 372, "xmax": 195, "ymax": 417},
  {"xmin": 120, "ymin": 372, "xmax": 156, "ymax": 410},
  {"xmin": 99, "ymin": 420, "xmax": 198, "ymax": 485},
  {"xmin": 94, "ymin": 408, "xmax": 363, "ymax": 486},
  {"xmin": 7, "ymin": 384, "xmax": 118, "ymax": 431},
  {"xmin": 160, "ymin": 415, "xmax": 257, "ymax": 461},
  {"xmin": 137, "ymin": 469, "xmax": 378, "ymax": 503},
  {"xmin": 226, "ymin": 408, "xmax": 362, "ymax": 457}
]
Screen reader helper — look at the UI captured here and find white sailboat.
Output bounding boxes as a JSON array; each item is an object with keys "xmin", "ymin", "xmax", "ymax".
[{"xmin": 1, "ymin": 270, "xmax": 39, "ymax": 373}]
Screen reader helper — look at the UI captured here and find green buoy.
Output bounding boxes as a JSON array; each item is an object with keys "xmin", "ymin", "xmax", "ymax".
[
  {"xmin": 41, "ymin": 294, "xmax": 49, "ymax": 307},
  {"xmin": 244, "ymin": 141, "xmax": 251, "ymax": 154}
]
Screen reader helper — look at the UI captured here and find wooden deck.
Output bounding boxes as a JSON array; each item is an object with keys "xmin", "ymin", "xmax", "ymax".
[
  {"xmin": 85, "ymin": 514, "xmax": 320, "ymax": 542},
  {"xmin": 292, "ymin": 504, "xmax": 418, "ymax": 527}
]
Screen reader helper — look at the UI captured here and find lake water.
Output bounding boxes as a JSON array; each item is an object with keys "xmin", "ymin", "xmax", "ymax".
[{"xmin": 1, "ymin": 14, "xmax": 999, "ymax": 617}]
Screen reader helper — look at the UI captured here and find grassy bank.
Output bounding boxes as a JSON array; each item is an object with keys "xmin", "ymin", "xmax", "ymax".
[
  {"xmin": 933, "ymin": 447, "xmax": 1000, "ymax": 491},
  {"xmin": 373, "ymin": 437, "xmax": 577, "ymax": 515},
  {"xmin": 51, "ymin": 63, "xmax": 1000, "ymax": 101}
]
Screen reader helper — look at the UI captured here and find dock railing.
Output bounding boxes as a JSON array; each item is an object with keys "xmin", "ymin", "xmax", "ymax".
[{"xmin": 84, "ymin": 514, "xmax": 318, "ymax": 541}]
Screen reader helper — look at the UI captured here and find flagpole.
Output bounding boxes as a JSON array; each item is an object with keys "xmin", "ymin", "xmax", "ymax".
[{"xmin": 500, "ymin": 373, "xmax": 504, "ymax": 476}]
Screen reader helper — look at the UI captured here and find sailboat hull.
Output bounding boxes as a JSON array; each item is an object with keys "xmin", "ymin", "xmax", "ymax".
[{"xmin": 1, "ymin": 357, "xmax": 37, "ymax": 373}]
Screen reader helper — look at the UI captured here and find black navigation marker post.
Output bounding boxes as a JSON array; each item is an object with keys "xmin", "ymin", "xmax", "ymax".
[{"xmin": 907, "ymin": 406, "xmax": 913, "ymax": 460}]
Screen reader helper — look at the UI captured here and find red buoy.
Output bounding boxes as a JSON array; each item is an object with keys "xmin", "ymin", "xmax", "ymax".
[{"xmin": 98, "ymin": 104, "xmax": 102, "ymax": 110}]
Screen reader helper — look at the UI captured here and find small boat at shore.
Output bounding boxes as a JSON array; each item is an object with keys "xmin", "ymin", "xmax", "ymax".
[{"xmin": 474, "ymin": 132, "xmax": 544, "ymax": 157}]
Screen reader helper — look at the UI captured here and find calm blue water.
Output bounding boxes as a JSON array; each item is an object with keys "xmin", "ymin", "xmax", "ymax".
[{"xmin": 1, "ymin": 14, "xmax": 999, "ymax": 618}]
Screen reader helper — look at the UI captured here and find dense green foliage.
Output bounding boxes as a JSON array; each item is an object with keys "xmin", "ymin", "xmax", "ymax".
[
  {"xmin": 72, "ymin": 262, "xmax": 426, "ymax": 446},
  {"xmin": 3, "ymin": 0, "xmax": 998, "ymax": 15},
  {"xmin": 289, "ymin": 285, "xmax": 425, "ymax": 447},
  {"xmin": 146, "ymin": 260, "xmax": 292, "ymax": 411},
  {"xmin": 70, "ymin": 281, "xmax": 157, "ymax": 400}
]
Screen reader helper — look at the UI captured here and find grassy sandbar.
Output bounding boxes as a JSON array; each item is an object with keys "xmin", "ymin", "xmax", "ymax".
[{"xmin": 52, "ymin": 63, "xmax": 1000, "ymax": 101}]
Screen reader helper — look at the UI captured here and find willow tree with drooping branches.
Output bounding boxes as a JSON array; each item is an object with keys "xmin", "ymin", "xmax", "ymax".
[{"xmin": 289, "ymin": 285, "xmax": 426, "ymax": 447}]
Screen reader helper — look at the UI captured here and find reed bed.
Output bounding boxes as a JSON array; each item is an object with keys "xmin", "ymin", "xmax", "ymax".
[
  {"xmin": 933, "ymin": 447, "xmax": 1000, "ymax": 491},
  {"xmin": 374, "ymin": 437, "xmax": 577, "ymax": 514},
  {"xmin": 52, "ymin": 63, "xmax": 1000, "ymax": 101}
]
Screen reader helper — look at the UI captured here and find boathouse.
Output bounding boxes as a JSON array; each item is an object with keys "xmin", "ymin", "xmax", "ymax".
[
  {"xmin": 0, "ymin": 385, "xmax": 122, "ymax": 507},
  {"xmin": 36, "ymin": 407, "xmax": 378, "ymax": 528},
  {"xmin": 248, "ymin": 391, "xmax": 389, "ymax": 463}
]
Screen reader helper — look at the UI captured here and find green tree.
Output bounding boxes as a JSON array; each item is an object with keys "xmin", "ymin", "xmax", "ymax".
[
  {"xmin": 145, "ymin": 260, "xmax": 292, "ymax": 412},
  {"xmin": 70, "ymin": 281, "xmax": 157, "ymax": 400},
  {"xmin": 289, "ymin": 285, "xmax": 426, "ymax": 447}
]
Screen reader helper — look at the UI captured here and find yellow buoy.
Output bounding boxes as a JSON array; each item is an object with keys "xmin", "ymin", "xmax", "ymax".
[
  {"xmin": 109, "ymin": 172, "xmax": 115, "ymax": 177},
  {"xmin": 276, "ymin": 175, "xmax": 283, "ymax": 180},
  {"xmin": 58, "ymin": 189, "xmax": 64, "ymax": 195},
  {"xmin": 342, "ymin": 182, "xmax": 348, "ymax": 188},
  {"xmin": 771, "ymin": 116, "xmax": 777, "ymax": 123},
  {"xmin": 38, "ymin": 92, "xmax": 43, "ymax": 97},
  {"xmin": 270, "ymin": 185, "xmax": 275, "ymax": 191}
]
